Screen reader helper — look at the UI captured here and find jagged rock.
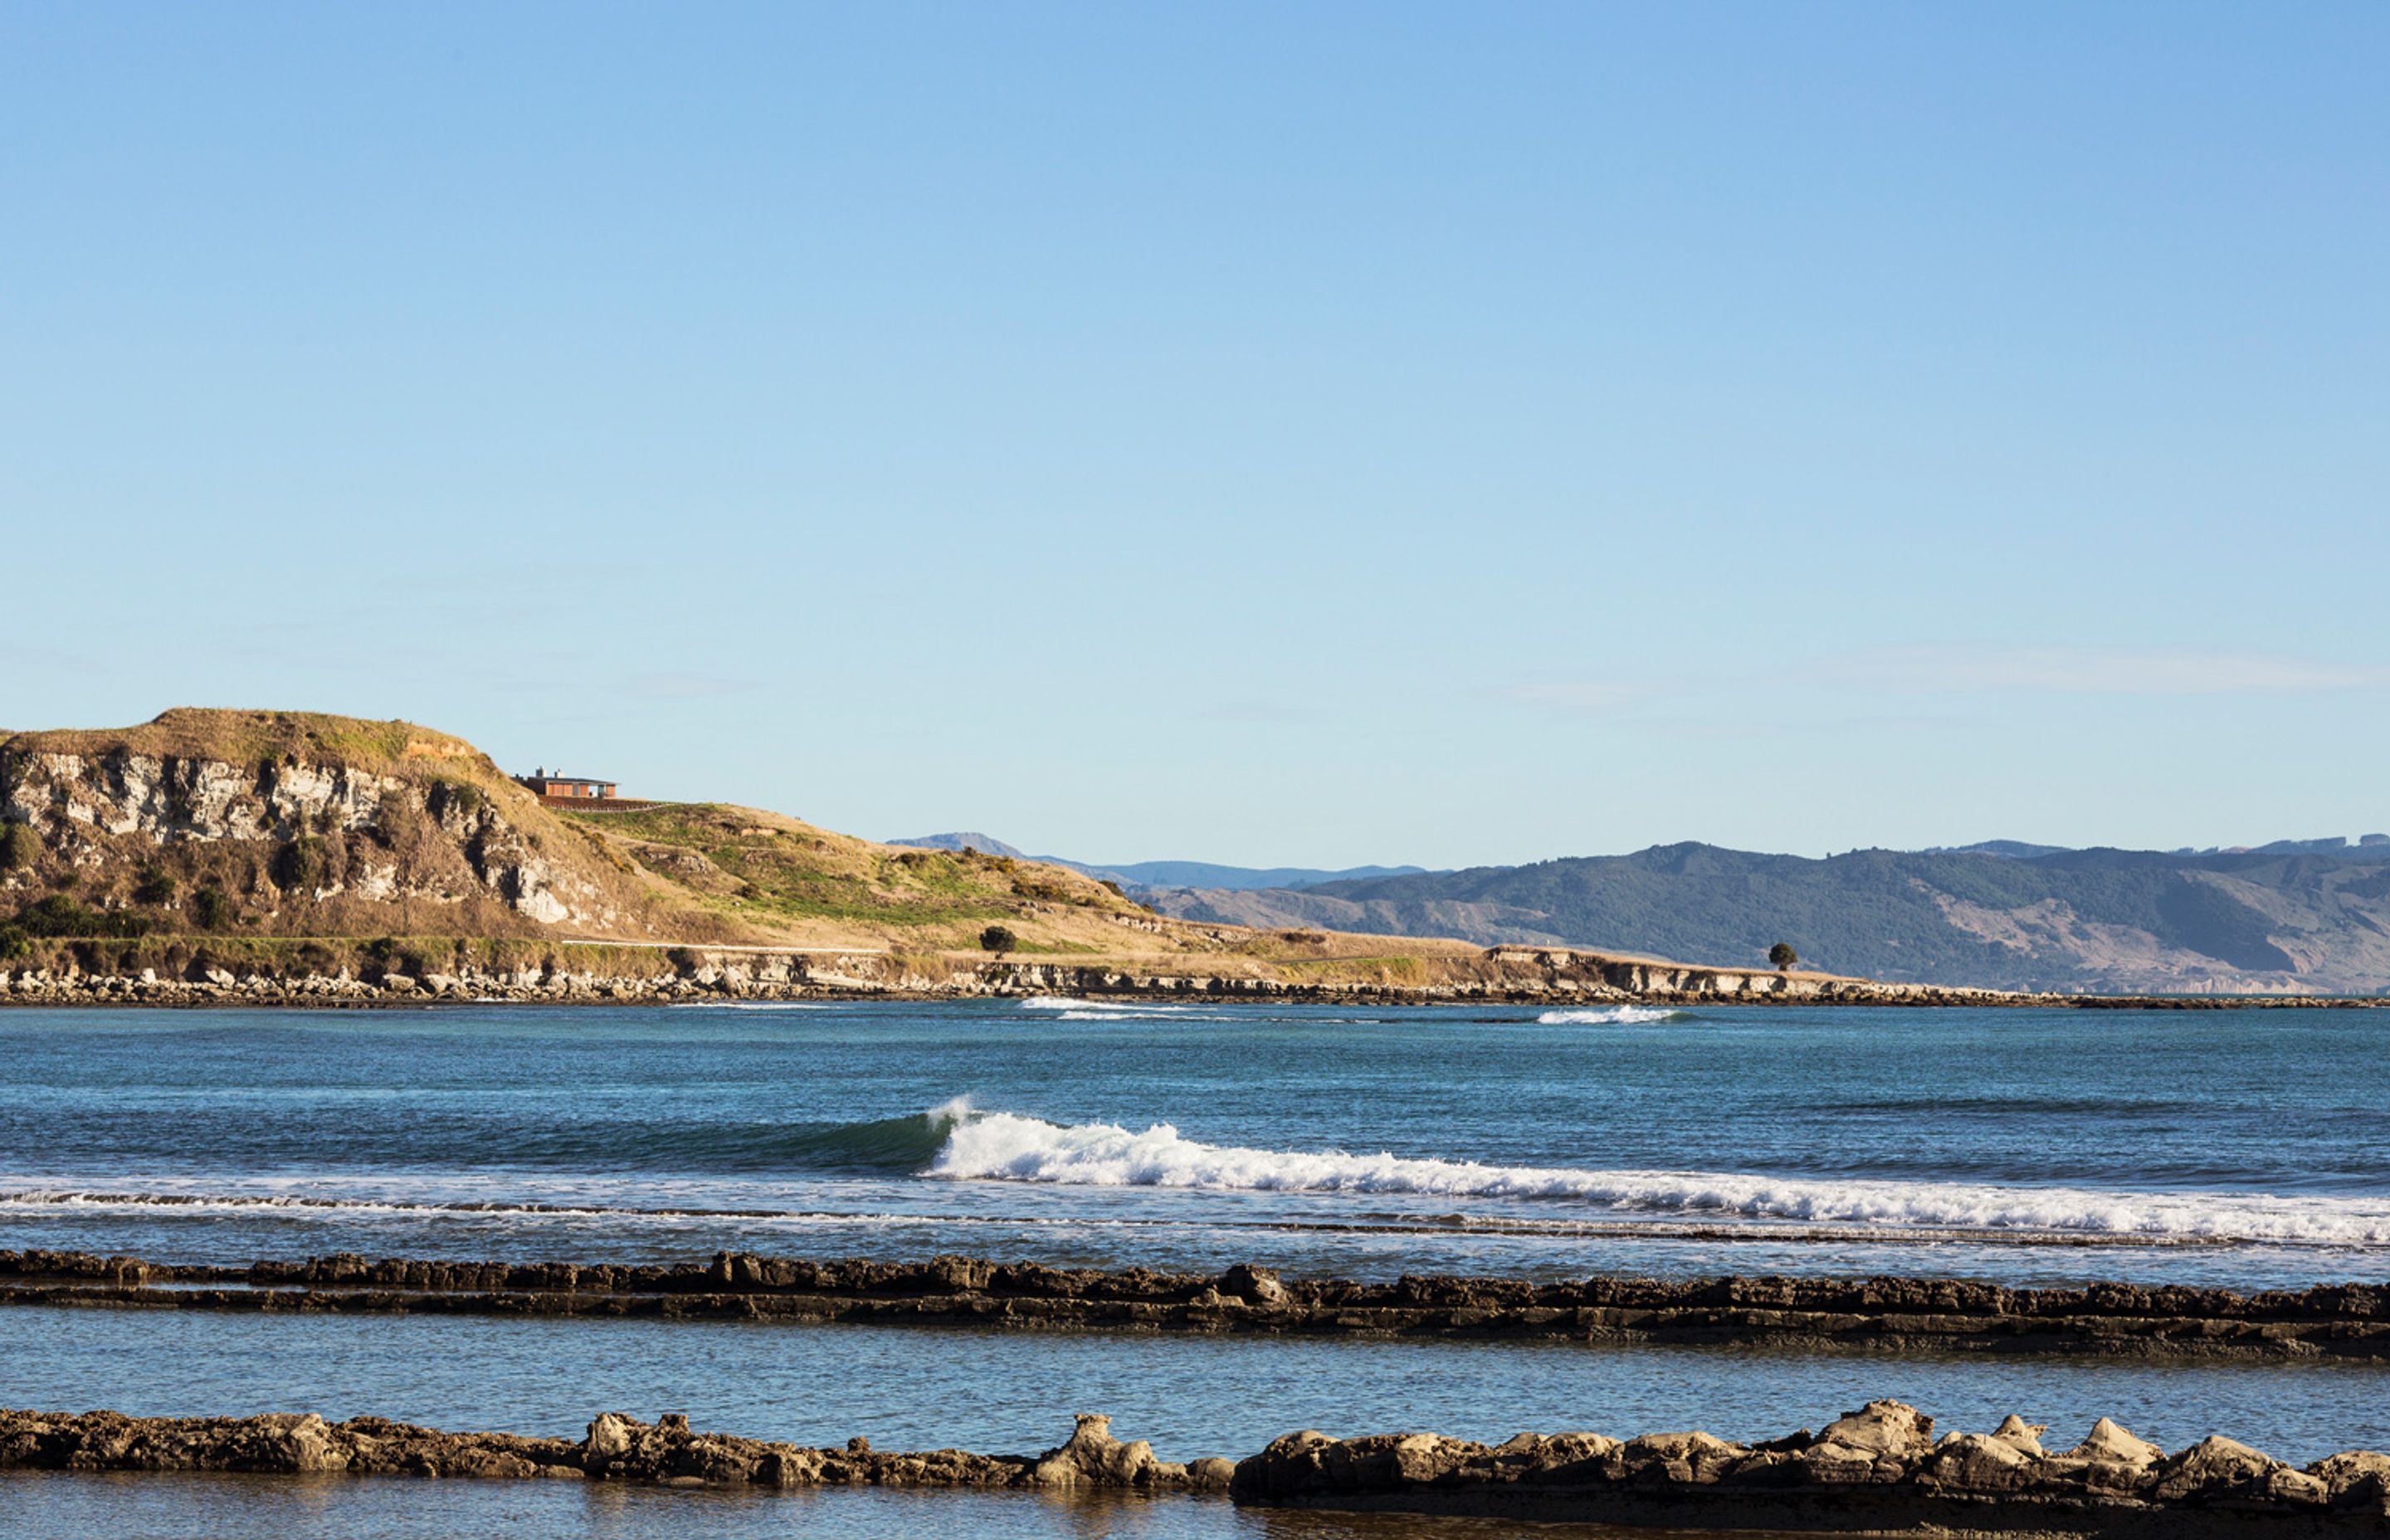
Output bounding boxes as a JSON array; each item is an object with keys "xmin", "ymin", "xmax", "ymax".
[
  {"xmin": 1991, "ymin": 1413, "xmax": 2048, "ymax": 1455},
  {"xmin": 2073, "ymin": 1415, "xmax": 2167, "ymax": 1465},
  {"xmin": 1812, "ymin": 1399, "xmax": 1934, "ymax": 1462},
  {"xmin": 1029, "ymin": 1414, "xmax": 1162, "ymax": 1488},
  {"xmin": 2153, "ymin": 1435, "xmax": 2284, "ymax": 1500}
]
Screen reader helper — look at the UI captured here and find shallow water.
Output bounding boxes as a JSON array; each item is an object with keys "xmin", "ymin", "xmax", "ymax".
[
  {"xmin": 4, "ymin": 1001, "xmax": 2387, "ymax": 1287},
  {"xmin": 7, "ymin": 1304, "xmax": 2387, "ymax": 1464},
  {"xmin": 5, "ymin": 1000, "xmax": 2388, "ymax": 1538},
  {"xmin": 0, "ymin": 1474, "xmax": 1798, "ymax": 1540}
]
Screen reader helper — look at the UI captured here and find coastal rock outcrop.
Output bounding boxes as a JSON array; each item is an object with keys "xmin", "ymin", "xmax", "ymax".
[
  {"xmin": 0, "ymin": 1406, "xmax": 1229, "ymax": 1492},
  {"xmin": 5, "ymin": 1401, "xmax": 2382, "ymax": 1532},
  {"xmin": 0, "ymin": 738, "xmax": 617, "ymax": 931},
  {"xmin": 8, "ymin": 1249, "xmax": 2388, "ymax": 1362},
  {"xmin": 1231, "ymin": 1399, "xmax": 2390, "ymax": 1533}
]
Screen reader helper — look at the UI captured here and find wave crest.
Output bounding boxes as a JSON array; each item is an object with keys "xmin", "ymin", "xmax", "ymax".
[
  {"xmin": 1536, "ymin": 1006, "xmax": 1686, "ymax": 1025},
  {"xmin": 925, "ymin": 1109, "xmax": 2390, "ymax": 1246}
]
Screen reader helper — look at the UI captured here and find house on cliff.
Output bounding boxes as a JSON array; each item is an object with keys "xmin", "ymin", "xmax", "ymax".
[{"xmin": 516, "ymin": 768, "xmax": 618, "ymax": 802}]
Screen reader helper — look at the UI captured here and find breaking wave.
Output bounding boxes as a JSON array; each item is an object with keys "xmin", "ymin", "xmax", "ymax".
[
  {"xmin": 1536, "ymin": 1006, "xmax": 1688, "ymax": 1025},
  {"xmin": 1017, "ymin": 995, "xmax": 1241, "ymax": 1022},
  {"xmin": 925, "ymin": 1108, "xmax": 2390, "ymax": 1247}
]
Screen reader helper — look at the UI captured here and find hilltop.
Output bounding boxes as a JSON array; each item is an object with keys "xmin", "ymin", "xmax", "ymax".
[
  {"xmin": 0, "ymin": 709, "xmax": 1900, "ymax": 1006},
  {"xmin": 0, "ymin": 709, "xmax": 1159, "ymax": 960}
]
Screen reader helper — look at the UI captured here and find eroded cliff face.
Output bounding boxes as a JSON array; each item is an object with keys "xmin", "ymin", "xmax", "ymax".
[
  {"xmin": 2, "ymin": 750, "xmax": 389, "ymax": 841},
  {"xmin": 0, "ymin": 747, "xmax": 621, "ymax": 933}
]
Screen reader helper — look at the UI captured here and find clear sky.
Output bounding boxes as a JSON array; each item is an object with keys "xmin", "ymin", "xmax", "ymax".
[{"xmin": 4, "ymin": 2, "xmax": 2383, "ymax": 870}]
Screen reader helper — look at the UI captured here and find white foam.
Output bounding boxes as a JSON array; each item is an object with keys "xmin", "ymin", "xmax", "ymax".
[
  {"xmin": 1019, "ymin": 995, "xmax": 1193, "ymax": 1015},
  {"xmin": 927, "ymin": 1111, "xmax": 2390, "ymax": 1246},
  {"xmin": 1537, "ymin": 1006, "xmax": 1682, "ymax": 1025}
]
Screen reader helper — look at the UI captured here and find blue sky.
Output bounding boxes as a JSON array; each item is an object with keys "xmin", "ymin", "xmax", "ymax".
[{"xmin": 3, "ymin": 2, "xmax": 2383, "ymax": 869}]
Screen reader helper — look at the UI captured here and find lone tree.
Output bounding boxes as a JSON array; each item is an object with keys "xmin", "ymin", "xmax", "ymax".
[
  {"xmin": 1768, "ymin": 942, "xmax": 1798, "ymax": 973},
  {"xmin": 979, "ymin": 924, "xmax": 1018, "ymax": 957}
]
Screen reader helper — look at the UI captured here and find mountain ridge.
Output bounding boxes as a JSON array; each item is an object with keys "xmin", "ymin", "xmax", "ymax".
[{"xmin": 1137, "ymin": 840, "xmax": 2390, "ymax": 996}]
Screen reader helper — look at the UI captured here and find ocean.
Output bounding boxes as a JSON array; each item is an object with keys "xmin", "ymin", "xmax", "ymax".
[{"xmin": 2, "ymin": 999, "xmax": 2385, "ymax": 1534}]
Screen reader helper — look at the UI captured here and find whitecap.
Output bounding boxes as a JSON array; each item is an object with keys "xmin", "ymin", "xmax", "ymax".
[
  {"xmin": 1536, "ymin": 1006, "xmax": 1685, "ymax": 1025},
  {"xmin": 924, "ymin": 1109, "xmax": 2390, "ymax": 1247}
]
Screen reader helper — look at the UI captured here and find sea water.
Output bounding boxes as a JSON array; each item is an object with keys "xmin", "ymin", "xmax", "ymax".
[{"xmin": 2, "ymin": 1001, "xmax": 2385, "ymax": 1535}]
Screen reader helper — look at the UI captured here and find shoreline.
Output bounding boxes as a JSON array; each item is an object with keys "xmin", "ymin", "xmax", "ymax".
[
  {"xmin": 6, "ymin": 1401, "xmax": 2385, "ymax": 1533},
  {"xmin": 0, "ymin": 962, "xmax": 2378, "ymax": 1010},
  {"xmin": 10, "ymin": 1250, "xmax": 2389, "ymax": 1362}
]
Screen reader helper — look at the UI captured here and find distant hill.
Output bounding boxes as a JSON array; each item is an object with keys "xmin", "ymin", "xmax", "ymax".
[
  {"xmin": 1921, "ymin": 840, "xmax": 2072, "ymax": 860},
  {"xmin": 890, "ymin": 834, "xmax": 1426, "ymax": 894},
  {"xmin": 1144, "ymin": 841, "xmax": 2390, "ymax": 996},
  {"xmin": 888, "ymin": 832, "xmax": 1032, "ymax": 860},
  {"xmin": 1092, "ymin": 860, "xmax": 1430, "ymax": 892}
]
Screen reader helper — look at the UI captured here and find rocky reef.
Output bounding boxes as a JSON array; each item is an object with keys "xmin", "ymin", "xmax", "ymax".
[
  {"xmin": 0, "ymin": 1406, "xmax": 1227, "ymax": 1491},
  {"xmin": 0, "ymin": 952, "xmax": 2026, "ymax": 1008},
  {"xmin": 8, "ymin": 1249, "xmax": 2390, "ymax": 1362},
  {"xmin": 0, "ymin": 955, "xmax": 2344, "ymax": 1008},
  {"xmin": 1236, "ymin": 1398, "xmax": 2390, "ymax": 1534},
  {"xmin": 5, "ymin": 1401, "xmax": 2385, "ymax": 1533}
]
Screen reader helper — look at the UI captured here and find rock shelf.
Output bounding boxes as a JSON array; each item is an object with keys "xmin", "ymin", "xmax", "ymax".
[
  {"xmin": 8, "ymin": 1249, "xmax": 2390, "ymax": 1362},
  {"xmin": 5, "ymin": 1401, "xmax": 2386, "ymax": 1533},
  {"xmin": 0, "ymin": 1406, "xmax": 1225, "ymax": 1491},
  {"xmin": 1236, "ymin": 1398, "xmax": 2390, "ymax": 1535}
]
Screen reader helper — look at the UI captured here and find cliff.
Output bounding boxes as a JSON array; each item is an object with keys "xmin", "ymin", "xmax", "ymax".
[{"xmin": 0, "ymin": 709, "xmax": 1162, "ymax": 964}]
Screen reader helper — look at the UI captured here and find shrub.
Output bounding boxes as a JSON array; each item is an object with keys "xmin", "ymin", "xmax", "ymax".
[
  {"xmin": 190, "ymin": 886, "xmax": 230, "ymax": 928},
  {"xmin": 12, "ymin": 894, "xmax": 151, "ymax": 939},
  {"xmin": 133, "ymin": 868, "xmax": 178, "ymax": 906},
  {"xmin": 0, "ymin": 822, "xmax": 34, "ymax": 870},
  {"xmin": 1768, "ymin": 942, "xmax": 1799, "ymax": 972},
  {"xmin": 0, "ymin": 924, "xmax": 27, "ymax": 961},
  {"xmin": 274, "ymin": 836, "xmax": 324, "ymax": 893},
  {"xmin": 979, "ymin": 924, "xmax": 1018, "ymax": 956}
]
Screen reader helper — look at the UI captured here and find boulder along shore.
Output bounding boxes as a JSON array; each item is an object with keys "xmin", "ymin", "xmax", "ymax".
[
  {"xmin": 11, "ymin": 1250, "xmax": 2390, "ymax": 1362},
  {"xmin": 2, "ymin": 938, "xmax": 2376, "ymax": 1010},
  {"xmin": 0, "ymin": 958, "xmax": 2373, "ymax": 1008},
  {"xmin": 5, "ymin": 1401, "xmax": 2388, "ymax": 1534}
]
